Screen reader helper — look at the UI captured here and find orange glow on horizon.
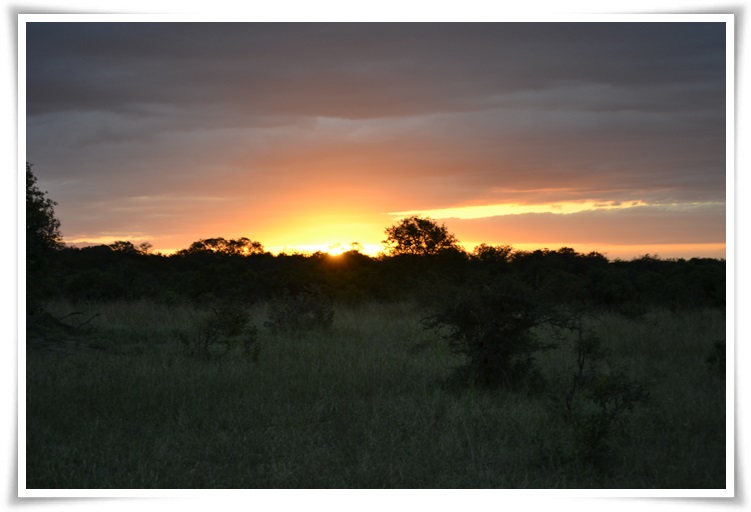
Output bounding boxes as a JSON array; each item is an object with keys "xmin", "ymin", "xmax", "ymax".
[
  {"xmin": 459, "ymin": 242, "xmax": 726, "ymax": 260},
  {"xmin": 66, "ymin": 235, "xmax": 725, "ymax": 262}
]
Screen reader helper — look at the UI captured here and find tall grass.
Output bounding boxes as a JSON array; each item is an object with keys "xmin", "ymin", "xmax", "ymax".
[{"xmin": 26, "ymin": 299, "xmax": 726, "ymax": 488}]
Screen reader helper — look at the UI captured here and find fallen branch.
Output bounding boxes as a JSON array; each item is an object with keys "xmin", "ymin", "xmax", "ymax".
[
  {"xmin": 58, "ymin": 311, "xmax": 85, "ymax": 321},
  {"xmin": 77, "ymin": 312, "xmax": 100, "ymax": 329}
]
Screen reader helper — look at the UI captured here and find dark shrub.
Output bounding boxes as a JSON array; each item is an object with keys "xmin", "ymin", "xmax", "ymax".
[
  {"xmin": 574, "ymin": 371, "xmax": 650, "ymax": 471},
  {"xmin": 706, "ymin": 339, "xmax": 726, "ymax": 377},
  {"xmin": 174, "ymin": 305, "xmax": 259, "ymax": 360},
  {"xmin": 551, "ymin": 315, "xmax": 650, "ymax": 472},
  {"xmin": 424, "ymin": 278, "xmax": 551, "ymax": 389},
  {"xmin": 264, "ymin": 286, "xmax": 334, "ymax": 334}
]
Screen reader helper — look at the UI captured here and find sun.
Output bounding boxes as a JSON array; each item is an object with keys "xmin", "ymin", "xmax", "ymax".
[
  {"xmin": 326, "ymin": 245, "xmax": 346, "ymax": 256},
  {"xmin": 325, "ymin": 242, "xmax": 352, "ymax": 256},
  {"xmin": 268, "ymin": 242, "xmax": 382, "ymax": 257}
]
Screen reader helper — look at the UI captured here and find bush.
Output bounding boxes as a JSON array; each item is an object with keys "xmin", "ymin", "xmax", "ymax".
[
  {"xmin": 174, "ymin": 305, "xmax": 259, "ymax": 360},
  {"xmin": 706, "ymin": 339, "xmax": 725, "ymax": 377},
  {"xmin": 552, "ymin": 314, "xmax": 650, "ymax": 472},
  {"xmin": 573, "ymin": 371, "xmax": 650, "ymax": 471},
  {"xmin": 264, "ymin": 287, "xmax": 334, "ymax": 334},
  {"xmin": 424, "ymin": 278, "xmax": 552, "ymax": 389}
]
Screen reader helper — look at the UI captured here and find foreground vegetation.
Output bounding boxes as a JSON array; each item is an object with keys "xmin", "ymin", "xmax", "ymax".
[{"xmin": 26, "ymin": 299, "xmax": 725, "ymax": 488}]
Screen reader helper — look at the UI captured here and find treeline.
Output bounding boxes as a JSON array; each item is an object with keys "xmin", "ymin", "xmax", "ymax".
[
  {"xmin": 26, "ymin": 162, "xmax": 724, "ymax": 314},
  {"xmin": 47, "ymin": 238, "xmax": 725, "ymax": 312}
]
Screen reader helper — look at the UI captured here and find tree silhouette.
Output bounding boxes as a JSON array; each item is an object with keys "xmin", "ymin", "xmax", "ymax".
[
  {"xmin": 383, "ymin": 215, "xmax": 460, "ymax": 256},
  {"xmin": 108, "ymin": 241, "xmax": 138, "ymax": 253},
  {"xmin": 26, "ymin": 162, "xmax": 63, "ymax": 311},
  {"xmin": 178, "ymin": 237, "xmax": 265, "ymax": 256},
  {"xmin": 108, "ymin": 240, "xmax": 153, "ymax": 254},
  {"xmin": 26, "ymin": 163, "xmax": 62, "ymax": 268},
  {"xmin": 473, "ymin": 243, "xmax": 513, "ymax": 264}
]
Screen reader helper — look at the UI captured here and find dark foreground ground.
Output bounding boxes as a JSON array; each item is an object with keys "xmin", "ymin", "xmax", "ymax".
[{"xmin": 26, "ymin": 299, "xmax": 727, "ymax": 489}]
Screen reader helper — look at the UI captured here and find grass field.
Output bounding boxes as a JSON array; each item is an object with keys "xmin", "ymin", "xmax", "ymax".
[{"xmin": 25, "ymin": 299, "xmax": 727, "ymax": 489}]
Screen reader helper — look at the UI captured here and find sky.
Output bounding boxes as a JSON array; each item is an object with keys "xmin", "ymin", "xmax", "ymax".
[{"xmin": 24, "ymin": 20, "xmax": 729, "ymax": 259}]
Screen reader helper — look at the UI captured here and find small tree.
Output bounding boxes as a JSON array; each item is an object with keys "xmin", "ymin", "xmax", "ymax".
[
  {"xmin": 383, "ymin": 215, "xmax": 460, "ymax": 256},
  {"xmin": 424, "ymin": 277, "xmax": 552, "ymax": 389}
]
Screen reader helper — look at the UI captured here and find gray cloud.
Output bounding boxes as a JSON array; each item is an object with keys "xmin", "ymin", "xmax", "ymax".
[{"xmin": 27, "ymin": 22, "xmax": 725, "ymax": 117}]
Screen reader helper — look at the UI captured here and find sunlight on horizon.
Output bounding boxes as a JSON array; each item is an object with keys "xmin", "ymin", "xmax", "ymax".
[
  {"xmin": 460, "ymin": 242, "xmax": 726, "ymax": 261},
  {"xmin": 267, "ymin": 242, "xmax": 384, "ymax": 257},
  {"xmin": 64, "ymin": 238, "xmax": 725, "ymax": 261}
]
